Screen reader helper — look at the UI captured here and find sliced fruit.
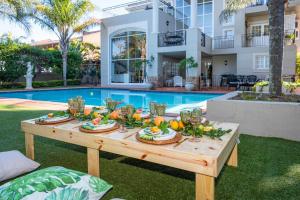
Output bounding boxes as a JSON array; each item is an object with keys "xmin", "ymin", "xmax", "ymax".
[
  {"xmin": 154, "ymin": 116, "xmax": 164, "ymax": 126},
  {"xmin": 169, "ymin": 120, "xmax": 179, "ymax": 131},
  {"xmin": 133, "ymin": 113, "xmax": 142, "ymax": 121}
]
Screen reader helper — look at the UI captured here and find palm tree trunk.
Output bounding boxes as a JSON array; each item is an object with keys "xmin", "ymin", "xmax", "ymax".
[
  {"xmin": 62, "ymin": 48, "xmax": 68, "ymax": 87},
  {"xmin": 268, "ymin": 0, "xmax": 285, "ymax": 96}
]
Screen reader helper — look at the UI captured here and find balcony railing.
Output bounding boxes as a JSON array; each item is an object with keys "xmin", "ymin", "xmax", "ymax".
[
  {"xmin": 242, "ymin": 30, "xmax": 296, "ymax": 47},
  {"xmin": 158, "ymin": 30, "xmax": 186, "ymax": 47},
  {"xmin": 247, "ymin": 0, "xmax": 268, "ymax": 7},
  {"xmin": 213, "ymin": 36, "xmax": 234, "ymax": 49},
  {"xmin": 241, "ymin": 34, "xmax": 269, "ymax": 47}
]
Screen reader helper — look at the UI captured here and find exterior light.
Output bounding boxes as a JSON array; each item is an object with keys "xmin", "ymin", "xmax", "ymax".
[{"xmin": 224, "ymin": 60, "xmax": 228, "ymax": 66}]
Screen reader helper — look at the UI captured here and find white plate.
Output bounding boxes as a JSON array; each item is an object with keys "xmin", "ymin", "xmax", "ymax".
[
  {"xmin": 39, "ymin": 115, "xmax": 70, "ymax": 122},
  {"xmin": 83, "ymin": 120, "xmax": 116, "ymax": 130},
  {"xmin": 139, "ymin": 128, "xmax": 177, "ymax": 141}
]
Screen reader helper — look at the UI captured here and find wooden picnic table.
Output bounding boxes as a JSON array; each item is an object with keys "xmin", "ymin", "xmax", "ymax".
[{"xmin": 21, "ymin": 119, "xmax": 239, "ymax": 200}]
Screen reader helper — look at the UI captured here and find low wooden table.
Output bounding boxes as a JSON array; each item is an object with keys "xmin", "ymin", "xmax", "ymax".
[{"xmin": 21, "ymin": 119, "xmax": 239, "ymax": 200}]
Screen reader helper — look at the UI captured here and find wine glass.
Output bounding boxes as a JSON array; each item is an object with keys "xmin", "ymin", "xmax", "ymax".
[
  {"xmin": 118, "ymin": 107, "xmax": 129, "ymax": 133},
  {"xmin": 155, "ymin": 104, "xmax": 167, "ymax": 116},
  {"xmin": 149, "ymin": 102, "xmax": 156, "ymax": 117}
]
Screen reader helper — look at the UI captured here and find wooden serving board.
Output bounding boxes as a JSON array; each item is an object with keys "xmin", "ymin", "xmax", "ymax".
[
  {"xmin": 136, "ymin": 132, "xmax": 182, "ymax": 145},
  {"xmin": 79, "ymin": 124, "xmax": 120, "ymax": 134},
  {"xmin": 35, "ymin": 117, "xmax": 74, "ymax": 125}
]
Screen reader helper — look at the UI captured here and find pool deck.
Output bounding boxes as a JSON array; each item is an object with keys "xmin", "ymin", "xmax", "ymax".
[
  {"xmin": 0, "ymin": 86, "xmax": 233, "ymax": 111},
  {"xmin": 0, "ymin": 85, "xmax": 234, "ymax": 94}
]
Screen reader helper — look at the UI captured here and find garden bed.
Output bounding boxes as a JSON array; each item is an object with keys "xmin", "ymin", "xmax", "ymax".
[{"xmin": 231, "ymin": 92, "xmax": 300, "ymax": 103}]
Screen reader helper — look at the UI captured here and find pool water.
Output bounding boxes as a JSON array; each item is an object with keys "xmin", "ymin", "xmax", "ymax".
[{"xmin": 0, "ymin": 88, "xmax": 222, "ymax": 111}]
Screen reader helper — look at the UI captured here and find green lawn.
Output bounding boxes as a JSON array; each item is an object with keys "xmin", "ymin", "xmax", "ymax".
[{"xmin": 0, "ymin": 105, "xmax": 300, "ymax": 199}]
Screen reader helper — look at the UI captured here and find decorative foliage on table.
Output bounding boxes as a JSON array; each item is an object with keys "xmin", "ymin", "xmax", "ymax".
[
  {"xmin": 117, "ymin": 105, "xmax": 143, "ymax": 128},
  {"xmin": 105, "ymin": 98, "xmax": 121, "ymax": 112},
  {"xmin": 177, "ymin": 109, "xmax": 232, "ymax": 140},
  {"xmin": 35, "ymin": 111, "xmax": 71, "ymax": 123}
]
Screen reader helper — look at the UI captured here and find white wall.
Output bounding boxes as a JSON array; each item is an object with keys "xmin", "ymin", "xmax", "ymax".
[{"xmin": 207, "ymin": 92, "xmax": 300, "ymax": 142}]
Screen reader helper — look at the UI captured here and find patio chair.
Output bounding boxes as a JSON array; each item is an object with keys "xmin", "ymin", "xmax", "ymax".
[
  {"xmin": 173, "ymin": 76, "xmax": 184, "ymax": 87},
  {"xmin": 227, "ymin": 75, "xmax": 239, "ymax": 89},
  {"xmin": 245, "ymin": 75, "xmax": 258, "ymax": 91}
]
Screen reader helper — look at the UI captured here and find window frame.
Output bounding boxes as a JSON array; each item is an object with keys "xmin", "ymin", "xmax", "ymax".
[{"xmin": 253, "ymin": 53, "xmax": 269, "ymax": 72}]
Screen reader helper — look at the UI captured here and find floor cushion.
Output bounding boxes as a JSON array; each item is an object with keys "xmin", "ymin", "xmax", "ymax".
[
  {"xmin": 0, "ymin": 166, "xmax": 112, "ymax": 200},
  {"xmin": 0, "ymin": 150, "xmax": 40, "ymax": 182}
]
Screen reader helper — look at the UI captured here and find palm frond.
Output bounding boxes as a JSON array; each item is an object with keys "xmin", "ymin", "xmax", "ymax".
[
  {"xmin": 72, "ymin": 17, "xmax": 99, "ymax": 34},
  {"xmin": 219, "ymin": 0, "xmax": 255, "ymax": 23},
  {"xmin": 0, "ymin": 0, "xmax": 34, "ymax": 33}
]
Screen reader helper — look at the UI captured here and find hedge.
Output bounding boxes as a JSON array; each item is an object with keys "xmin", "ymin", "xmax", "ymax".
[{"xmin": 0, "ymin": 79, "xmax": 81, "ymax": 89}]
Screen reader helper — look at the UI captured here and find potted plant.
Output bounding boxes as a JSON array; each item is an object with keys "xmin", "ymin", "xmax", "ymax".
[
  {"xmin": 179, "ymin": 57, "xmax": 198, "ymax": 91},
  {"xmin": 253, "ymin": 81, "xmax": 269, "ymax": 93},
  {"xmin": 284, "ymin": 33, "xmax": 295, "ymax": 45}
]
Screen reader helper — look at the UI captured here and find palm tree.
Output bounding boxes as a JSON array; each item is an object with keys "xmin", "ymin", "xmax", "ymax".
[
  {"xmin": 32, "ymin": 0, "xmax": 99, "ymax": 86},
  {"xmin": 0, "ymin": 0, "xmax": 32, "ymax": 32},
  {"xmin": 220, "ymin": 0, "xmax": 287, "ymax": 96}
]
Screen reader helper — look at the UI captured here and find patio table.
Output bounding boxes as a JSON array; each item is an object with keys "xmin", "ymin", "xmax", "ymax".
[{"xmin": 21, "ymin": 119, "xmax": 239, "ymax": 200}]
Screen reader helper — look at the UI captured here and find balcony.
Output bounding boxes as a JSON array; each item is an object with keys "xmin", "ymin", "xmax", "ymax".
[
  {"xmin": 247, "ymin": 0, "xmax": 268, "ymax": 7},
  {"xmin": 158, "ymin": 30, "xmax": 186, "ymax": 47},
  {"xmin": 213, "ymin": 36, "xmax": 234, "ymax": 49},
  {"xmin": 241, "ymin": 30, "xmax": 296, "ymax": 47}
]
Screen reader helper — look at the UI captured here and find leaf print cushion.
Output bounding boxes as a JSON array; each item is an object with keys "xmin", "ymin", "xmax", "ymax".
[{"xmin": 0, "ymin": 166, "xmax": 112, "ymax": 200}]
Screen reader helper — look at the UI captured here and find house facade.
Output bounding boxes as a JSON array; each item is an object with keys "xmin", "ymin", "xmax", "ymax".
[{"xmin": 100, "ymin": 0, "xmax": 300, "ymax": 88}]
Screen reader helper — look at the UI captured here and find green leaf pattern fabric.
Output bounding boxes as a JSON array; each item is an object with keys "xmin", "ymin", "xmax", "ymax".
[{"xmin": 0, "ymin": 166, "xmax": 112, "ymax": 200}]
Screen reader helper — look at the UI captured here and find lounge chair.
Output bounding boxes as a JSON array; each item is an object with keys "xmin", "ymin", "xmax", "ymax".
[{"xmin": 173, "ymin": 76, "xmax": 184, "ymax": 87}]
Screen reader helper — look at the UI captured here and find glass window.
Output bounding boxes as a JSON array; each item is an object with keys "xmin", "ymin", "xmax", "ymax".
[
  {"xmin": 176, "ymin": 19, "xmax": 184, "ymax": 30},
  {"xmin": 176, "ymin": 0, "xmax": 183, "ymax": 7},
  {"xmin": 176, "ymin": 7, "xmax": 184, "ymax": 19},
  {"xmin": 204, "ymin": 14, "xmax": 212, "ymax": 27},
  {"xmin": 184, "ymin": 6, "xmax": 191, "ymax": 18},
  {"xmin": 184, "ymin": 18, "xmax": 190, "ymax": 27},
  {"xmin": 252, "ymin": 25, "xmax": 262, "ymax": 36},
  {"xmin": 264, "ymin": 25, "xmax": 269, "ymax": 35},
  {"xmin": 112, "ymin": 37, "xmax": 128, "ymax": 60},
  {"xmin": 204, "ymin": 2, "xmax": 212, "ymax": 14},
  {"xmin": 255, "ymin": 55, "xmax": 269, "ymax": 70},
  {"xmin": 129, "ymin": 34, "xmax": 146, "ymax": 59},
  {"xmin": 184, "ymin": 0, "xmax": 191, "ymax": 6},
  {"xmin": 111, "ymin": 31, "xmax": 146, "ymax": 83},
  {"xmin": 176, "ymin": 0, "xmax": 212, "ymax": 32},
  {"xmin": 129, "ymin": 60, "xmax": 145, "ymax": 83},
  {"xmin": 197, "ymin": 4, "xmax": 203, "ymax": 15},
  {"xmin": 112, "ymin": 60, "xmax": 128, "ymax": 75},
  {"xmin": 197, "ymin": 16, "xmax": 203, "ymax": 27}
]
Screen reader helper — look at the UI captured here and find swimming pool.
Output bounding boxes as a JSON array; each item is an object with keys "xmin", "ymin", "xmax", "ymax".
[{"xmin": 0, "ymin": 88, "xmax": 222, "ymax": 112}]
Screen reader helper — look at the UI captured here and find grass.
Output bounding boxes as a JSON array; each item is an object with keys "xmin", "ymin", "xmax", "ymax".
[{"xmin": 0, "ymin": 106, "xmax": 300, "ymax": 199}]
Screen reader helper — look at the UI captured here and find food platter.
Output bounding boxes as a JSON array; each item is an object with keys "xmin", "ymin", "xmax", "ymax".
[
  {"xmin": 35, "ymin": 115, "xmax": 74, "ymax": 125},
  {"xmin": 79, "ymin": 120, "xmax": 119, "ymax": 134},
  {"xmin": 136, "ymin": 128, "xmax": 182, "ymax": 145}
]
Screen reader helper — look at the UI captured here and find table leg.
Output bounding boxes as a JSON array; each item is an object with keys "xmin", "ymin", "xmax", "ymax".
[
  {"xmin": 25, "ymin": 132, "xmax": 34, "ymax": 160},
  {"xmin": 196, "ymin": 173, "xmax": 215, "ymax": 200},
  {"xmin": 227, "ymin": 144, "xmax": 238, "ymax": 167},
  {"xmin": 87, "ymin": 148, "xmax": 100, "ymax": 177}
]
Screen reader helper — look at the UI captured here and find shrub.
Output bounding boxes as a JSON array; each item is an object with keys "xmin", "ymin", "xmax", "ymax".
[
  {"xmin": 0, "ymin": 79, "xmax": 81, "ymax": 89},
  {"xmin": 0, "ymin": 35, "xmax": 83, "ymax": 82}
]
